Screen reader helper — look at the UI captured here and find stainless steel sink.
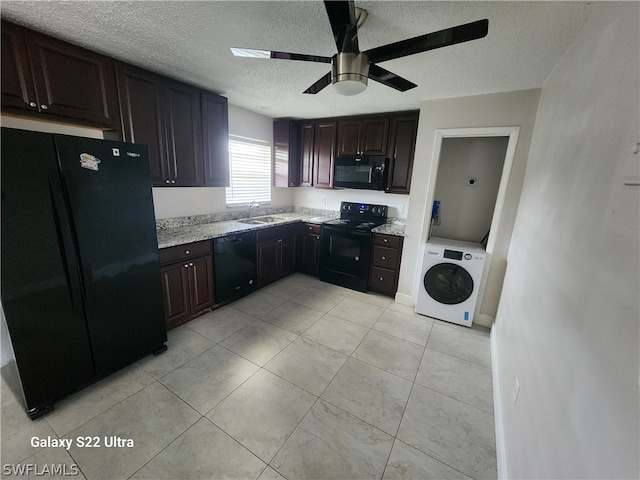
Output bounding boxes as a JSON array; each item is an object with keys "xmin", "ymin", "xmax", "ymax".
[{"xmin": 237, "ymin": 216, "xmax": 285, "ymax": 225}]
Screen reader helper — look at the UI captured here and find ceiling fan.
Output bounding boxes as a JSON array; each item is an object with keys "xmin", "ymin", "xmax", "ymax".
[{"xmin": 231, "ymin": 0, "xmax": 488, "ymax": 96}]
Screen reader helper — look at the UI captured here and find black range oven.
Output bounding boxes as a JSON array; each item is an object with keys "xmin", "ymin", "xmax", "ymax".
[{"xmin": 320, "ymin": 201, "xmax": 388, "ymax": 292}]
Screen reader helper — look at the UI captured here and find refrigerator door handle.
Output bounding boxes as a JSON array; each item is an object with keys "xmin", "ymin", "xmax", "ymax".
[
  {"xmin": 47, "ymin": 175, "xmax": 84, "ymax": 310},
  {"xmin": 48, "ymin": 177, "xmax": 79, "ymax": 307}
]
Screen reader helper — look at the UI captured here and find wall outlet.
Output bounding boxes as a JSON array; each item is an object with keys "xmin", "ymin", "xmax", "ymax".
[{"xmin": 512, "ymin": 377, "xmax": 521, "ymax": 404}]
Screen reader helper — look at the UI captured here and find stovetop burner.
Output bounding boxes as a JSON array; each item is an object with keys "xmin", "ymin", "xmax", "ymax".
[{"xmin": 323, "ymin": 202, "xmax": 389, "ymax": 233}]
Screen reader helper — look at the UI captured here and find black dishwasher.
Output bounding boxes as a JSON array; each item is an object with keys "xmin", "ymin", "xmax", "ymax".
[{"xmin": 213, "ymin": 231, "xmax": 257, "ymax": 305}]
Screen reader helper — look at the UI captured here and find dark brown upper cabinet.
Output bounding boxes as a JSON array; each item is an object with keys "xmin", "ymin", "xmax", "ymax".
[
  {"xmin": 386, "ymin": 113, "xmax": 419, "ymax": 195},
  {"xmin": 313, "ymin": 121, "xmax": 337, "ymax": 189},
  {"xmin": 117, "ymin": 63, "xmax": 203, "ymax": 187},
  {"xmin": 299, "ymin": 122, "xmax": 315, "ymax": 187},
  {"xmin": 1, "ymin": 21, "xmax": 120, "ymax": 129},
  {"xmin": 298, "ymin": 120, "xmax": 336, "ymax": 189},
  {"xmin": 336, "ymin": 117, "xmax": 389, "ymax": 156},
  {"xmin": 273, "ymin": 119, "xmax": 300, "ymax": 188},
  {"xmin": 201, "ymin": 92, "xmax": 230, "ymax": 187}
]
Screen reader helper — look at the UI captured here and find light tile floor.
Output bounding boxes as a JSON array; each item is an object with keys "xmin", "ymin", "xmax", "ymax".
[{"xmin": 1, "ymin": 273, "xmax": 496, "ymax": 479}]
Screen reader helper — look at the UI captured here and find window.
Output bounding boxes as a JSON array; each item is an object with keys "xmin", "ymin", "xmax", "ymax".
[{"xmin": 225, "ymin": 135, "xmax": 272, "ymax": 206}]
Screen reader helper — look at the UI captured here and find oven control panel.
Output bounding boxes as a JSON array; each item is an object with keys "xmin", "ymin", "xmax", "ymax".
[{"xmin": 341, "ymin": 201, "xmax": 388, "ymax": 218}]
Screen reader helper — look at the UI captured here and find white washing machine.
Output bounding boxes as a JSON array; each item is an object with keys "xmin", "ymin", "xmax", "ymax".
[{"xmin": 415, "ymin": 237, "xmax": 486, "ymax": 327}]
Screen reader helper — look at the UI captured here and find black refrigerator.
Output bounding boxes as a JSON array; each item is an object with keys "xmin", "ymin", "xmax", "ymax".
[{"xmin": 1, "ymin": 128, "xmax": 167, "ymax": 419}]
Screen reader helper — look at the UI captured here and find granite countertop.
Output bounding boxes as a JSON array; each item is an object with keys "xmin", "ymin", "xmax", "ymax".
[
  {"xmin": 157, "ymin": 212, "xmax": 335, "ymax": 249},
  {"xmin": 157, "ymin": 211, "xmax": 406, "ymax": 249},
  {"xmin": 372, "ymin": 223, "xmax": 406, "ymax": 237}
]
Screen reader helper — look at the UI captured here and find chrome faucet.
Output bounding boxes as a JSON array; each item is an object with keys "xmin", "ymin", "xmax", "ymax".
[{"xmin": 249, "ymin": 201, "xmax": 260, "ymax": 209}]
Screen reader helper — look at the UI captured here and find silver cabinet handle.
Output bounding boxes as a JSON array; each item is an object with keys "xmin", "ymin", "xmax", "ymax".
[
  {"xmin": 170, "ymin": 180, "xmax": 176, "ymax": 184},
  {"xmin": 165, "ymin": 180, "xmax": 170, "ymax": 184},
  {"xmin": 354, "ymin": 256, "xmax": 360, "ymax": 261},
  {"xmin": 40, "ymin": 104, "xmax": 48, "ymax": 110},
  {"xmin": 188, "ymin": 262, "xmax": 193, "ymax": 266},
  {"xmin": 29, "ymin": 101, "xmax": 37, "ymax": 108},
  {"xmin": 379, "ymin": 276, "xmax": 384, "ymax": 281},
  {"xmin": 277, "ymin": 239, "xmax": 282, "ymax": 243},
  {"xmin": 184, "ymin": 264, "xmax": 189, "ymax": 268},
  {"xmin": 382, "ymin": 256, "xmax": 386, "ymax": 260},
  {"xmin": 185, "ymin": 250, "xmax": 190, "ymax": 255},
  {"xmin": 383, "ymin": 238, "xmax": 388, "ymax": 243}
]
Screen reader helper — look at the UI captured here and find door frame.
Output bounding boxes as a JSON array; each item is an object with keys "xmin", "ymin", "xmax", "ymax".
[
  {"xmin": 425, "ymin": 126, "xmax": 520, "ymax": 253},
  {"xmin": 417, "ymin": 126, "xmax": 520, "ymax": 326}
]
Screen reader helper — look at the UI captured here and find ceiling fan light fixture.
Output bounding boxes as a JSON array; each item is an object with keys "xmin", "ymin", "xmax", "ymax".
[
  {"xmin": 331, "ymin": 52, "xmax": 369, "ymax": 96},
  {"xmin": 332, "ymin": 76, "xmax": 368, "ymax": 96}
]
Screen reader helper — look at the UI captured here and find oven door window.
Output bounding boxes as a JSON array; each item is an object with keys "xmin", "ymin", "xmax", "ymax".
[
  {"xmin": 334, "ymin": 165, "xmax": 372, "ymax": 184},
  {"xmin": 321, "ymin": 227, "xmax": 371, "ymax": 274},
  {"xmin": 423, "ymin": 263, "xmax": 474, "ymax": 305}
]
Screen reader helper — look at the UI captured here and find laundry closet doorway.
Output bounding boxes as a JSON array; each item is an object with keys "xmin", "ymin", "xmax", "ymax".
[
  {"xmin": 431, "ymin": 136, "xmax": 509, "ymax": 244},
  {"xmin": 421, "ymin": 126, "xmax": 520, "ymax": 326}
]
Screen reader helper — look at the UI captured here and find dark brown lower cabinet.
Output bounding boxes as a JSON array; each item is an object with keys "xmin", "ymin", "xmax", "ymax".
[
  {"xmin": 159, "ymin": 241, "xmax": 214, "ymax": 330},
  {"xmin": 368, "ymin": 233, "xmax": 404, "ymax": 296},
  {"xmin": 299, "ymin": 223, "xmax": 321, "ymax": 276},
  {"xmin": 257, "ymin": 225, "xmax": 297, "ymax": 287}
]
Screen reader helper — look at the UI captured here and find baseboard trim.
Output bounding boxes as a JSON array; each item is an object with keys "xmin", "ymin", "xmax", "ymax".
[
  {"xmin": 491, "ymin": 327, "xmax": 508, "ymax": 479},
  {"xmin": 476, "ymin": 313, "xmax": 495, "ymax": 329},
  {"xmin": 394, "ymin": 292, "xmax": 413, "ymax": 307}
]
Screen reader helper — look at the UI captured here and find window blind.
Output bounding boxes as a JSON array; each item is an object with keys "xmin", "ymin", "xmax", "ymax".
[{"xmin": 225, "ymin": 135, "xmax": 272, "ymax": 206}]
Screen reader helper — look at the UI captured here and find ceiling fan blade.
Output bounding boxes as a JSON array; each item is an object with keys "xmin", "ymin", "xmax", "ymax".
[
  {"xmin": 303, "ymin": 72, "xmax": 332, "ymax": 94},
  {"xmin": 365, "ymin": 19, "xmax": 489, "ymax": 64},
  {"xmin": 323, "ymin": 0, "xmax": 359, "ymax": 54},
  {"xmin": 230, "ymin": 48, "xmax": 331, "ymax": 63},
  {"xmin": 368, "ymin": 64, "xmax": 417, "ymax": 92}
]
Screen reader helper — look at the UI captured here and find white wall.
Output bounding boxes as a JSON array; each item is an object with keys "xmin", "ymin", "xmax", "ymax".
[
  {"xmin": 431, "ymin": 136, "xmax": 509, "ymax": 242},
  {"xmin": 152, "ymin": 104, "xmax": 293, "ymax": 219},
  {"xmin": 494, "ymin": 3, "xmax": 639, "ymax": 478},
  {"xmin": 397, "ymin": 90, "xmax": 541, "ymax": 321}
]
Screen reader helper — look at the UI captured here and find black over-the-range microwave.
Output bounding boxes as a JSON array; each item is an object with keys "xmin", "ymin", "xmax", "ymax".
[{"xmin": 332, "ymin": 156, "xmax": 388, "ymax": 190}]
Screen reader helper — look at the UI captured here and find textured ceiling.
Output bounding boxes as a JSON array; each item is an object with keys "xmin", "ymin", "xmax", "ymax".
[{"xmin": 1, "ymin": 1, "xmax": 592, "ymax": 119}]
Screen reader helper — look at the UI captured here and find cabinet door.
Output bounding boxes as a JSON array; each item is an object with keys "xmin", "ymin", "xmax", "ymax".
[
  {"xmin": 26, "ymin": 30, "xmax": 119, "ymax": 128},
  {"xmin": 188, "ymin": 255, "xmax": 214, "ymax": 314},
  {"xmin": 386, "ymin": 114, "xmax": 418, "ymax": 194},
  {"xmin": 274, "ymin": 119, "xmax": 300, "ymax": 187},
  {"xmin": 1, "ymin": 22, "xmax": 37, "ymax": 111},
  {"xmin": 301, "ymin": 233, "xmax": 321, "ymax": 276},
  {"xmin": 336, "ymin": 119, "xmax": 361, "ymax": 156},
  {"xmin": 160, "ymin": 262, "xmax": 191, "ymax": 330},
  {"xmin": 361, "ymin": 117, "xmax": 389, "ymax": 155},
  {"xmin": 313, "ymin": 121, "xmax": 336, "ymax": 189},
  {"xmin": 117, "ymin": 65, "xmax": 168, "ymax": 185},
  {"xmin": 299, "ymin": 123, "xmax": 314, "ymax": 187},
  {"xmin": 165, "ymin": 81, "xmax": 204, "ymax": 186},
  {"xmin": 202, "ymin": 92, "xmax": 230, "ymax": 187},
  {"xmin": 257, "ymin": 240, "xmax": 279, "ymax": 287},
  {"xmin": 280, "ymin": 236, "xmax": 297, "ymax": 277}
]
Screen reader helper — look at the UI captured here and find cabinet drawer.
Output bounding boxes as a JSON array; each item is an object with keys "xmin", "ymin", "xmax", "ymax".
[
  {"xmin": 369, "ymin": 266, "xmax": 398, "ymax": 295},
  {"xmin": 373, "ymin": 233, "xmax": 402, "ymax": 249},
  {"xmin": 371, "ymin": 246, "xmax": 399, "ymax": 269},
  {"xmin": 256, "ymin": 224, "xmax": 298, "ymax": 242},
  {"xmin": 301, "ymin": 223, "xmax": 321, "ymax": 235},
  {"xmin": 159, "ymin": 240, "xmax": 211, "ymax": 265}
]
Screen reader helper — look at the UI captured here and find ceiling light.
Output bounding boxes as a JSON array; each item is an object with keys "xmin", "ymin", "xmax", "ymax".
[
  {"xmin": 333, "ymin": 77, "xmax": 368, "ymax": 96},
  {"xmin": 332, "ymin": 52, "xmax": 369, "ymax": 96}
]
